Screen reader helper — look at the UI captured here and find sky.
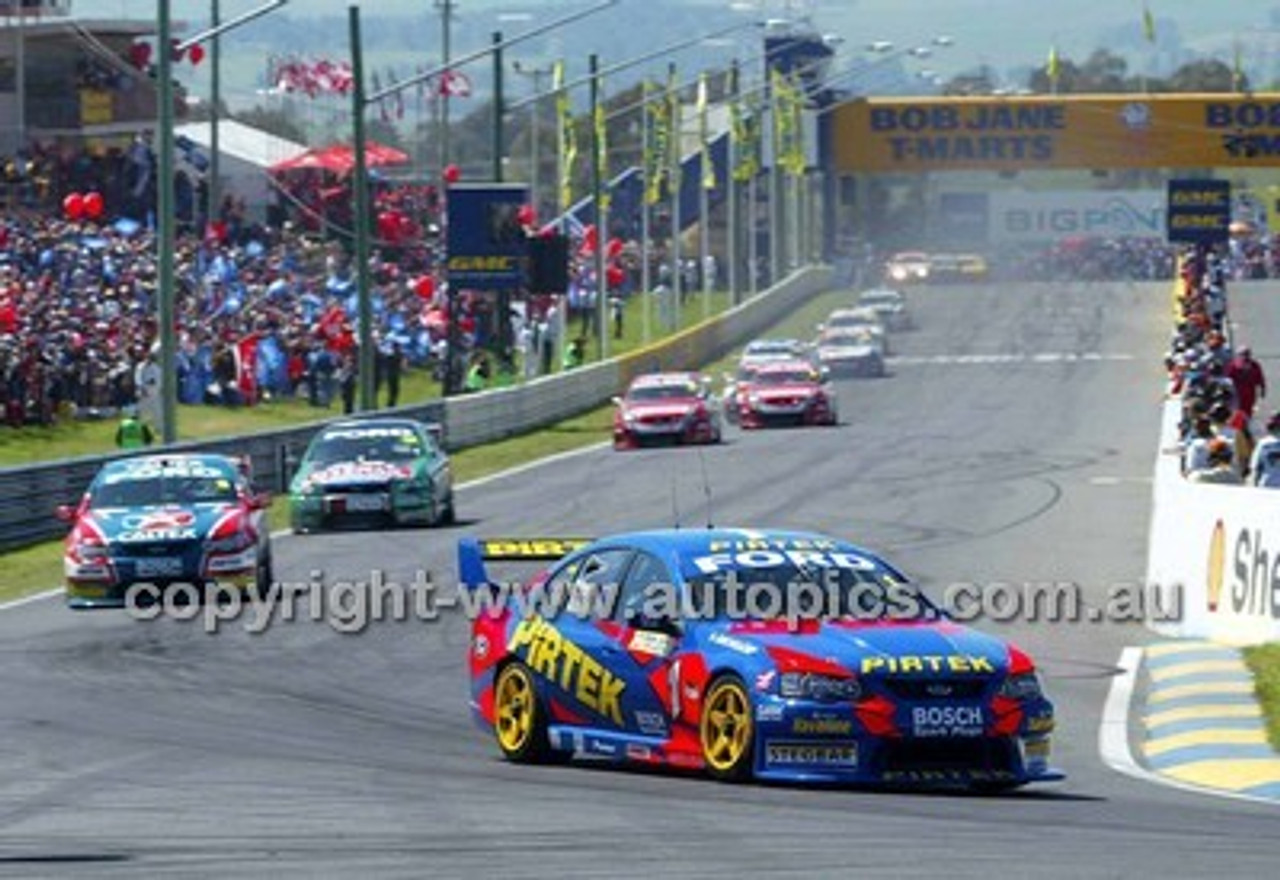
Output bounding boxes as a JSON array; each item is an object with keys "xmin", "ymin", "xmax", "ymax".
[{"xmin": 61, "ymin": 0, "xmax": 1280, "ymax": 87}]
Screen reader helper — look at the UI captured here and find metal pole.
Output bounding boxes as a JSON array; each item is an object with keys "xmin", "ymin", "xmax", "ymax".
[
  {"xmin": 768, "ymin": 84, "xmax": 781, "ymax": 287},
  {"xmin": 530, "ymin": 75, "xmax": 540, "ymax": 212},
  {"xmin": 669, "ymin": 62, "xmax": 681, "ymax": 330},
  {"xmin": 640, "ymin": 79, "xmax": 651, "ymax": 345},
  {"xmin": 491, "ymin": 31, "xmax": 503, "ymax": 181},
  {"xmin": 590, "ymin": 54, "xmax": 608, "ymax": 361},
  {"xmin": 158, "ymin": 0, "xmax": 178, "ymax": 444},
  {"xmin": 698, "ymin": 83, "xmax": 709, "ymax": 321},
  {"xmin": 15, "ymin": 7, "xmax": 25, "ymax": 152},
  {"xmin": 727, "ymin": 60, "xmax": 739, "ymax": 306},
  {"xmin": 747, "ymin": 172, "xmax": 758, "ymax": 298},
  {"xmin": 349, "ymin": 6, "xmax": 375, "ymax": 411},
  {"xmin": 439, "ymin": 0, "xmax": 453, "ymax": 172},
  {"xmin": 209, "ymin": 0, "xmax": 221, "ymax": 227}
]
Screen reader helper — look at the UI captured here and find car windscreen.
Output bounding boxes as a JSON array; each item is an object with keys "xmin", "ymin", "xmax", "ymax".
[
  {"xmin": 754, "ymin": 369, "xmax": 817, "ymax": 386},
  {"xmin": 628, "ymin": 383, "xmax": 697, "ymax": 401},
  {"xmin": 90, "ymin": 473, "xmax": 238, "ymax": 507},
  {"xmin": 686, "ymin": 561, "xmax": 938, "ymax": 622},
  {"xmin": 308, "ymin": 430, "xmax": 422, "ymax": 465}
]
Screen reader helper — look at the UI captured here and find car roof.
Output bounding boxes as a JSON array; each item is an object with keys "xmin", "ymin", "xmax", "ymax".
[
  {"xmin": 320, "ymin": 418, "xmax": 422, "ymax": 434},
  {"xmin": 753, "ymin": 359, "xmax": 819, "ymax": 375},
  {"xmin": 859, "ymin": 288, "xmax": 902, "ymax": 299},
  {"xmin": 745, "ymin": 338, "xmax": 801, "ymax": 350}
]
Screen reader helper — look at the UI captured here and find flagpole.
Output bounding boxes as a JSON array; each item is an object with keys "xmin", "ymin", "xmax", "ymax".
[
  {"xmin": 697, "ymin": 72, "xmax": 710, "ymax": 321},
  {"xmin": 640, "ymin": 79, "xmax": 651, "ymax": 346},
  {"xmin": 590, "ymin": 54, "xmax": 608, "ymax": 361},
  {"xmin": 668, "ymin": 63, "xmax": 682, "ymax": 332}
]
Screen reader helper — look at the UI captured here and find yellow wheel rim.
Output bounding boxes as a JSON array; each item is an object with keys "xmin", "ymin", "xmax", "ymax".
[
  {"xmin": 700, "ymin": 680, "xmax": 752, "ymax": 772},
  {"xmin": 495, "ymin": 666, "xmax": 535, "ymax": 753}
]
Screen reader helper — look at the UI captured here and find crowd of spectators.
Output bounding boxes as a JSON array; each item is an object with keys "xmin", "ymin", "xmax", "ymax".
[{"xmin": 1166, "ymin": 244, "xmax": 1277, "ymax": 487}]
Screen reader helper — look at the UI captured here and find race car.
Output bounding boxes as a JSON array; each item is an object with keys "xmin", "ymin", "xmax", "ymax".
[
  {"xmin": 739, "ymin": 338, "xmax": 813, "ymax": 367},
  {"xmin": 459, "ymin": 528, "xmax": 1062, "ymax": 790},
  {"xmin": 857, "ymin": 287, "xmax": 912, "ymax": 332},
  {"xmin": 57, "ymin": 453, "xmax": 273, "ymax": 608},
  {"xmin": 289, "ymin": 418, "xmax": 454, "ymax": 532},
  {"xmin": 927, "ymin": 252, "xmax": 989, "ymax": 282},
  {"xmin": 612, "ymin": 372, "xmax": 722, "ymax": 450},
  {"xmin": 819, "ymin": 306, "xmax": 890, "ymax": 355},
  {"xmin": 734, "ymin": 360, "xmax": 837, "ymax": 428},
  {"xmin": 884, "ymin": 251, "xmax": 931, "ymax": 284},
  {"xmin": 814, "ymin": 327, "xmax": 886, "ymax": 378}
]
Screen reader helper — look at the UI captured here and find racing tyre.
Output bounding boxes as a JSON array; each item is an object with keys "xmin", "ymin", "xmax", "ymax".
[
  {"xmin": 254, "ymin": 549, "xmax": 274, "ymax": 599},
  {"xmin": 440, "ymin": 492, "xmax": 456, "ymax": 526},
  {"xmin": 699, "ymin": 675, "xmax": 755, "ymax": 782},
  {"xmin": 493, "ymin": 662, "xmax": 554, "ymax": 763}
]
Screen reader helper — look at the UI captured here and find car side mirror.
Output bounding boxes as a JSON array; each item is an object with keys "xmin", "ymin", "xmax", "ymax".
[
  {"xmin": 55, "ymin": 504, "xmax": 76, "ymax": 523},
  {"xmin": 611, "ymin": 395, "xmax": 623, "ymax": 406}
]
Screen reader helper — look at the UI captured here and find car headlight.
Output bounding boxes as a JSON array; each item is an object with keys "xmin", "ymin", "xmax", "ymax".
[
  {"xmin": 779, "ymin": 672, "xmax": 861, "ymax": 702},
  {"xmin": 998, "ymin": 672, "xmax": 1042, "ymax": 700},
  {"xmin": 206, "ymin": 532, "xmax": 252, "ymax": 553},
  {"xmin": 73, "ymin": 542, "xmax": 109, "ymax": 561},
  {"xmin": 747, "ymin": 392, "xmax": 762, "ymax": 406}
]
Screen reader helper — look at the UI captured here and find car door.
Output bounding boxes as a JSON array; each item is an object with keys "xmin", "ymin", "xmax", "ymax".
[{"xmin": 418, "ymin": 422, "xmax": 452, "ymax": 502}]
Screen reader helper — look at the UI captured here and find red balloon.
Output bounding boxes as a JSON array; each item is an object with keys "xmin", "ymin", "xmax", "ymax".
[
  {"xmin": 606, "ymin": 236, "xmax": 624, "ymax": 259},
  {"xmin": 63, "ymin": 192, "xmax": 85, "ymax": 221},
  {"xmin": 516, "ymin": 203, "xmax": 536, "ymax": 227},
  {"xmin": 188, "ymin": 44, "xmax": 205, "ymax": 66},
  {"xmin": 83, "ymin": 192, "xmax": 104, "ymax": 220},
  {"xmin": 129, "ymin": 42, "xmax": 152, "ymax": 70},
  {"xmin": 415, "ymin": 276, "xmax": 436, "ymax": 299},
  {"xmin": 377, "ymin": 211, "xmax": 399, "ymax": 242},
  {"xmin": 606, "ymin": 264, "xmax": 625, "ymax": 287},
  {"xmin": 398, "ymin": 214, "xmax": 416, "ymax": 239},
  {"xmin": 443, "ymin": 164, "xmax": 461, "ymax": 184}
]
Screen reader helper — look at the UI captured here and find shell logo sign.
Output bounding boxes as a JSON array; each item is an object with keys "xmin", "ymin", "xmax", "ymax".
[
  {"xmin": 1206, "ymin": 519, "xmax": 1225, "ymax": 613},
  {"xmin": 831, "ymin": 94, "xmax": 1280, "ymax": 173}
]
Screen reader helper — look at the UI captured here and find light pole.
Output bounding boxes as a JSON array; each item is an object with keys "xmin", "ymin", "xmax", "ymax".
[
  {"xmin": 157, "ymin": 0, "xmax": 289, "ymax": 445},
  {"xmin": 209, "ymin": 0, "xmax": 221, "ymax": 226},
  {"xmin": 512, "ymin": 59, "xmax": 555, "ymax": 217},
  {"xmin": 436, "ymin": 0, "xmax": 455, "ymax": 173}
]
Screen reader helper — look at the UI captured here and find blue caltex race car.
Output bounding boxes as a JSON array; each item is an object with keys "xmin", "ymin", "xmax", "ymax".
[
  {"xmin": 459, "ymin": 528, "xmax": 1062, "ymax": 790},
  {"xmin": 57, "ymin": 453, "xmax": 274, "ymax": 609}
]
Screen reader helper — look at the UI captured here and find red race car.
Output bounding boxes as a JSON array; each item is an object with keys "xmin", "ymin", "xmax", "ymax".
[
  {"xmin": 613, "ymin": 372, "xmax": 723, "ymax": 450},
  {"xmin": 736, "ymin": 360, "xmax": 838, "ymax": 429}
]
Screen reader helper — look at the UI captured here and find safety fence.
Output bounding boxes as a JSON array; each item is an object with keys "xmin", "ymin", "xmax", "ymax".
[{"xmin": 0, "ymin": 266, "xmax": 831, "ymax": 552}]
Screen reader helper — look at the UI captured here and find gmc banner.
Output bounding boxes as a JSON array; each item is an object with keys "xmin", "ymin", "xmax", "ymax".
[{"xmin": 445, "ymin": 183, "xmax": 531, "ymax": 289}]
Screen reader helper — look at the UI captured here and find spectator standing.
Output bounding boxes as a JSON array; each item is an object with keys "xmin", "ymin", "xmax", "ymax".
[
  {"xmin": 1250, "ymin": 413, "xmax": 1280, "ymax": 488},
  {"xmin": 1226, "ymin": 345, "xmax": 1266, "ymax": 419}
]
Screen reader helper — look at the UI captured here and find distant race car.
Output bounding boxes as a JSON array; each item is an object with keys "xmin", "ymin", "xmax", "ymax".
[
  {"xmin": 814, "ymin": 327, "xmax": 886, "ymax": 378},
  {"xmin": 289, "ymin": 418, "xmax": 454, "ymax": 532},
  {"xmin": 927, "ymin": 253, "xmax": 989, "ymax": 282},
  {"xmin": 819, "ymin": 306, "xmax": 890, "ymax": 355},
  {"xmin": 857, "ymin": 287, "xmax": 912, "ymax": 332},
  {"xmin": 58, "ymin": 453, "xmax": 274, "ymax": 608},
  {"xmin": 884, "ymin": 251, "xmax": 931, "ymax": 284},
  {"xmin": 739, "ymin": 338, "xmax": 812, "ymax": 367},
  {"xmin": 735, "ymin": 360, "xmax": 837, "ymax": 428},
  {"xmin": 612, "ymin": 372, "xmax": 722, "ymax": 450},
  {"xmin": 459, "ymin": 528, "xmax": 1062, "ymax": 790}
]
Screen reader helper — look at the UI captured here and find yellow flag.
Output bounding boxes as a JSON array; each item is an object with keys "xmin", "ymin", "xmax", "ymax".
[
  {"xmin": 595, "ymin": 75, "xmax": 610, "ymax": 210},
  {"xmin": 666, "ymin": 64, "xmax": 681, "ymax": 190},
  {"xmin": 554, "ymin": 60, "xmax": 576, "ymax": 211},
  {"xmin": 644, "ymin": 80, "xmax": 666, "ymax": 205},
  {"xmin": 1047, "ymin": 45, "xmax": 1059, "ymax": 82},
  {"xmin": 1142, "ymin": 4, "xmax": 1156, "ymax": 44},
  {"xmin": 698, "ymin": 72, "xmax": 714, "ymax": 190}
]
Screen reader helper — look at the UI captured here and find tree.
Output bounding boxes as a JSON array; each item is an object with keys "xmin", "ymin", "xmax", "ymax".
[
  {"xmin": 233, "ymin": 105, "xmax": 308, "ymax": 145},
  {"xmin": 1166, "ymin": 59, "xmax": 1240, "ymax": 93}
]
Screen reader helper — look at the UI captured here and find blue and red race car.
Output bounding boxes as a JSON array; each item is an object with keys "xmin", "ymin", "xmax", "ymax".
[{"xmin": 458, "ymin": 528, "xmax": 1061, "ymax": 790}]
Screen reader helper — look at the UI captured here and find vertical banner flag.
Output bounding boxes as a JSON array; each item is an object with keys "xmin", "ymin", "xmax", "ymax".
[
  {"xmin": 698, "ymin": 72, "xmax": 715, "ymax": 190},
  {"xmin": 730, "ymin": 68, "xmax": 758, "ymax": 183},
  {"xmin": 554, "ymin": 61, "xmax": 576, "ymax": 211},
  {"xmin": 645, "ymin": 80, "xmax": 667, "ymax": 205},
  {"xmin": 1143, "ymin": 3, "xmax": 1156, "ymax": 44},
  {"xmin": 595, "ymin": 74, "xmax": 610, "ymax": 210},
  {"xmin": 667, "ymin": 64, "xmax": 681, "ymax": 192},
  {"xmin": 1047, "ymin": 45, "xmax": 1059, "ymax": 85}
]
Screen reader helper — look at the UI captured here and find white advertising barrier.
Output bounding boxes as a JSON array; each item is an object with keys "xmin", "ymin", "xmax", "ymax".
[
  {"xmin": 1146, "ymin": 399, "xmax": 1280, "ymax": 645},
  {"xmin": 986, "ymin": 189, "xmax": 1167, "ymax": 244}
]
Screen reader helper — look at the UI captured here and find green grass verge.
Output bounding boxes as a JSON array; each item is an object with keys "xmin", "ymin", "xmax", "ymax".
[
  {"xmin": 1243, "ymin": 643, "xmax": 1280, "ymax": 752},
  {"xmin": 0, "ymin": 284, "xmax": 856, "ymax": 606}
]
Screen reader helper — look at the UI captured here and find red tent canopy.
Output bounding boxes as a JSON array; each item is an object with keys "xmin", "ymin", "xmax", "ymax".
[{"xmin": 270, "ymin": 140, "xmax": 409, "ymax": 175}]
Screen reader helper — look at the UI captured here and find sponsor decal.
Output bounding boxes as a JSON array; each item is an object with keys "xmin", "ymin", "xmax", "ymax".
[
  {"xmin": 756, "ymin": 703, "xmax": 785, "ymax": 721},
  {"xmin": 508, "ymin": 619, "xmax": 626, "ymax": 724},
  {"xmin": 322, "ymin": 426, "xmax": 416, "ymax": 440},
  {"xmin": 626, "ymin": 743, "xmax": 653, "ymax": 761},
  {"xmin": 709, "ymin": 631, "xmax": 758, "ymax": 655},
  {"xmin": 765, "ymin": 741, "xmax": 858, "ymax": 767},
  {"xmin": 447, "ymin": 255, "xmax": 520, "ymax": 274},
  {"xmin": 1023, "ymin": 738, "xmax": 1052, "ymax": 760},
  {"xmin": 860, "ymin": 655, "xmax": 995, "ymax": 675},
  {"xmin": 312, "ymin": 462, "xmax": 412, "ymax": 482},
  {"xmin": 111, "ymin": 460, "xmax": 226, "ymax": 480},
  {"xmin": 755, "ymin": 670, "xmax": 777, "ymax": 692},
  {"xmin": 910, "ymin": 705, "xmax": 985, "ymax": 738},
  {"xmin": 628, "ymin": 630, "xmax": 674, "ymax": 658},
  {"xmin": 120, "ymin": 511, "xmax": 196, "ymax": 532},
  {"xmin": 1227, "ymin": 525, "xmax": 1280, "ymax": 619},
  {"xmin": 1027, "ymin": 714, "xmax": 1055, "ymax": 734},
  {"xmin": 882, "ymin": 768, "xmax": 1016, "ymax": 784},
  {"xmin": 479, "ymin": 538, "xmax": 592, "ymax": 560},
  {"xmin": 633, "ymin": 710, "xmax": 668, "ymax": 736},
  {"xmin": 692, "ymin": 549, "xmax": 877, "ymax": 576},
  {"xmin": 117, "ymin": 528, "xmax": 199, "ymax": 543},
  {"xmin": 791, "ymin": 717, "xmax": 853, "ymax": 736},
  {"xmin": 473, "ymin": 634, "xmax": 490, "ymax": 660}
]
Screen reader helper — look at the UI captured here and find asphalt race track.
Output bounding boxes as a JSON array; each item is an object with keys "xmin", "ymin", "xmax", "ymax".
[{"xmin": 2, "ymin": 280, "xmax": 1278, "ymax": 878}]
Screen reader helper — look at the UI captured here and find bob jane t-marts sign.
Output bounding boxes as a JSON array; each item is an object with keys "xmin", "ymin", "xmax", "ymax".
[{"xmin": 832, "ymin": 94, "xmax": 1280, "ymax": 173}]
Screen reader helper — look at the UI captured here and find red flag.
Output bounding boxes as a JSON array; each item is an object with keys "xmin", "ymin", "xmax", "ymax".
[{"xmin": 233, "ymin": 333, "xmax": 261, "ymax": 405}]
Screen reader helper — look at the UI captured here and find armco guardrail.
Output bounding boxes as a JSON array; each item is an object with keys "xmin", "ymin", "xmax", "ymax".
[
  {"xmin": 1146, "ymin": 398, "xmax": 1280, "ymax": 645},
  {"xmin": 0, "ymin": 266, "xmax": 830, "ymax": 553}
]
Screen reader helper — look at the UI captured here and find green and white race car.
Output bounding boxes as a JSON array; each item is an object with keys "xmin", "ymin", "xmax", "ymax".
[{"xmin": 289, "ymin": 418, "xmax": 454, "ymax": 532}]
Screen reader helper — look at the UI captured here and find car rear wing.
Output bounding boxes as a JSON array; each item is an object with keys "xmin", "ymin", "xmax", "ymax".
[{"xmin": 457, "ymin": 537, "xmax": 593, "ymax": 590}]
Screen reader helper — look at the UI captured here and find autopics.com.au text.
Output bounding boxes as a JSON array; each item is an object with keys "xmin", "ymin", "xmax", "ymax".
[{"xmin": 123, "ymin": 570, "xmax": 1184, "ymax": 635}]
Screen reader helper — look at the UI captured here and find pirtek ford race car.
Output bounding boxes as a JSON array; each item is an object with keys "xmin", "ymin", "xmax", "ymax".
[
  {"xmin": 58, "ymin": 453, "xmax": 273, "ymax": 608},
  {"xmin": 289, "ymin": 418, "xmax": 454, "ymax": 531},
  {"xmin": 459, "ymin": 529, "xmax": 1062, "ymax": 790}
]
